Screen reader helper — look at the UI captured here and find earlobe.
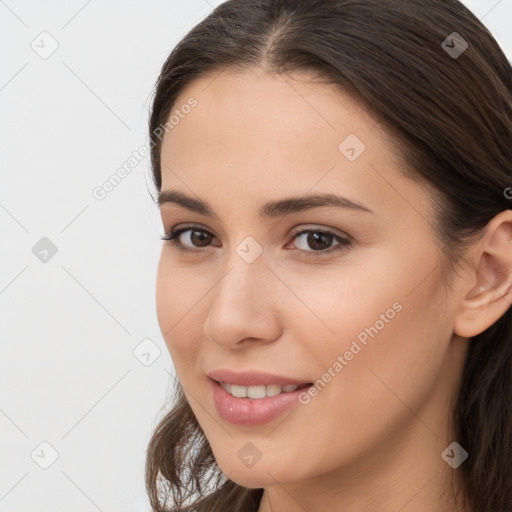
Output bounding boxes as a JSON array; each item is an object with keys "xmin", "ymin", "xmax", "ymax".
[{"xmin": 453, "ymin": 210, "xmax": 512, "ymax": 339}]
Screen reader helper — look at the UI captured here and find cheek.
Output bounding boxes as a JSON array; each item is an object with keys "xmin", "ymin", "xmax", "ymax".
[
  {"xmin": 276, "ymin": 279, "xmax": 452, "ymax": 477},
  {"xmin": 296, "ymin": 247, "xmax": 451, "ymax": 418},
  {"xmin": 155, "ymin": 255, "xmax": 202, "ymax": 364},
  {"xmin": 155, "ymin": 258, "xmax": 174, "ymax": 343}
]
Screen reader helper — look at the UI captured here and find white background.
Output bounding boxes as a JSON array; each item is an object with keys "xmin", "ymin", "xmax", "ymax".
[{"xmin": 1, "ymin": 1, "xmax": 511, "ymax": 511}]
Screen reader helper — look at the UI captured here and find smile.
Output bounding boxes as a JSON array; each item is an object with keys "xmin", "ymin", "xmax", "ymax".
[{"xmin": 217, "ymin": 381, "xmax": 311, "ymax": 399}]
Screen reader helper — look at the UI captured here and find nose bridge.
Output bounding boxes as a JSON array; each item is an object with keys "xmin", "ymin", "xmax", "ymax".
[
  {"xmin": 214, "ymin": 245, "xmax": 269, "ymax": 314},
  {"xmin": 204, "ymin": 245, "xmax": 280, "ymax": 347}
]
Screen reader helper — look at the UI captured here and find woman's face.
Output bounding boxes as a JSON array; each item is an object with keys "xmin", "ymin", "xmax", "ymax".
[{"xmin": 155, "ymin": 68, "xmax": 469, "ymax": 497}]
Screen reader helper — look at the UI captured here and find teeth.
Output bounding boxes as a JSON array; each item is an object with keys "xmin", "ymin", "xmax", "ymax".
[
  {"xmin": 247, "ymin": 385, "xmax": 266, "ymax": 399},
  {"xmin": 266, "ymin": 384, "xmax": 282, "ymax": 397},
  {"xmin": 219, "ymin": 382, "xmax": 307, "ymax": 399}
]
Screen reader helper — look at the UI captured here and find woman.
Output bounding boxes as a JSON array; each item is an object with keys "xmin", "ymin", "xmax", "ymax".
[{"xmin": 145, "ymin": 1, "xmax": 512, "ymax": 511}]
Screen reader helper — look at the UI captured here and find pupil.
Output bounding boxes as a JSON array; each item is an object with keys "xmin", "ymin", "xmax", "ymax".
[
  {"xmin": 191, "ymin": 230, "xmax": 211, "ymax": 247},
  {"xmin": 307, "ymin": 232, "xmax": 332, "ymax": 251}
]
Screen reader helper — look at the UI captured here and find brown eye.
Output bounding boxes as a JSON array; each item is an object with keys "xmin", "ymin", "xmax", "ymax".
[
  {"xmin": 161, "ymin": 225, "xmax": 351, "ymax": 258},
  {"xmin": 299, "ymin": 232, "xmax": 334, "ymax": 251},
  {"xmin": 186, "ymin": 229, "xmax": 213, "ymax": 247},
  {"xmin": 160, "ymin": 226, "xmax": 218, "ymax": 252},
  {"xmin": 291, "ymin": 228, "xmax": 351, "ymax": 256}
]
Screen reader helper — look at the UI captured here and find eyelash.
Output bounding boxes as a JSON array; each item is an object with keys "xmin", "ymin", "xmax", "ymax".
[{"xmin": 160, "ymin": 224, "xmax": 352, "ymax": 258}]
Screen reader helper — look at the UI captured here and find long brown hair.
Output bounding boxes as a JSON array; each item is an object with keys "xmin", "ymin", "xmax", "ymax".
[{"xmin": 145, "ymin": 1, "xmax": 512, "ymax": 511}]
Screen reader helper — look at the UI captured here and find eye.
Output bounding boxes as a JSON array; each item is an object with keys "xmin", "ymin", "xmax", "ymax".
[
  {"xmin": 288, "ymin": 227, "xmax": 351, "ymax": 257},
  {"xmin": 160, "ymin": 224, "xmax": 352, "ymax": 257},
  {"xmin": 160, "ymin": 225, "xmax": 219, "ymax": 254}
]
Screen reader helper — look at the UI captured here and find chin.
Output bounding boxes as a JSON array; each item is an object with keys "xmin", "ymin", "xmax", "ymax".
[{"xmin": 223, "ymin": 470, "xmax": 277, "ymax": 489}]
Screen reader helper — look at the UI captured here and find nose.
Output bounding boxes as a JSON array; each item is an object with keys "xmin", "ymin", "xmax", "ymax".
[{"xmin": 203, "ymin": 254, "xmax": 282, "ymax": 350}]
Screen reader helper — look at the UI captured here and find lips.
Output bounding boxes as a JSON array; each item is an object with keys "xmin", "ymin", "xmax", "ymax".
[
  {"xmin": 210, "ymin": 378, "xmax": 312, "ymax": 425},
  {"xmin": 207, "ymin": 368, "xmax": 312, "ymax": 387}
]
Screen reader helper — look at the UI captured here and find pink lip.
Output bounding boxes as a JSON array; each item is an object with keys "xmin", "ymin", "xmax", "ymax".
[
  {"xmin": 209, "ymin": 378, "xmax": 311, "ymax": 426},
  {"xmin": 207, "ymin": 368, "xmax": 311, "ymax": 387}
]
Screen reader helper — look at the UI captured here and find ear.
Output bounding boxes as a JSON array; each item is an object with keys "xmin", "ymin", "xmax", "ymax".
[{"xmin": 453, "ymin": 209, "xmax": 512, "ymax": 338}]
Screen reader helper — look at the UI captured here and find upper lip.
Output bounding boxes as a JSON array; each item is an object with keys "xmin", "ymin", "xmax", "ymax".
[{"xmin": 207, "ymin": 369, "xmax": 312, "ymax": 387}]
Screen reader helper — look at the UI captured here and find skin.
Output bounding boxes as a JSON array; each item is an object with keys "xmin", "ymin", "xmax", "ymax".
[{"xmin": 155, "ymin": 68, "xmax": 512, "ymax": 512}]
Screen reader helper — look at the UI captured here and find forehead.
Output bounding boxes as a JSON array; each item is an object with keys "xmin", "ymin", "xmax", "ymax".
[
  {"xmin": 165, "ymin": 68, "xmax": 375, "ymax": 157},
  {"xmin": 159, "ymin": 68, "xmax": 433, "ymax": 223}
]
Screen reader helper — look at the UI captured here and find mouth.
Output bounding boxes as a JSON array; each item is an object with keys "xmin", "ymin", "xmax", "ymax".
[
  {"xmin": 212, "ymin": 379, "xmax": 313, "ymax": 399},
  {"xmin": 209, "ymin": 378, "xmax": 314, "ymax": 426}
]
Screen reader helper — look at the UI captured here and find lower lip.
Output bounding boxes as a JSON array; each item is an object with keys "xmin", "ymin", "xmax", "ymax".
[{"xmin": 210, "ymin": 378, "xmax": 311, "ymax": 426}]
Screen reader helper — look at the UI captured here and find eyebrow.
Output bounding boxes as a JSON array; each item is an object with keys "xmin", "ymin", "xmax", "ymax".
[{"xmin": 157, "ymin": 189, "xmax": 374, "ymax": 218}]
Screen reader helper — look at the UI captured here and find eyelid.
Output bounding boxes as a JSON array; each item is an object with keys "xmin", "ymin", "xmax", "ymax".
[
  {"xmin": 288, "ymin": 224, "xmax": 351, "ymax": 241},
  {"xmin": 168, "ymin": 222, "xmax": 220, "ymax": 242},
  {"xmin": 167, "ymin": 222, "xmax": 350, "ymax": 241}
]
